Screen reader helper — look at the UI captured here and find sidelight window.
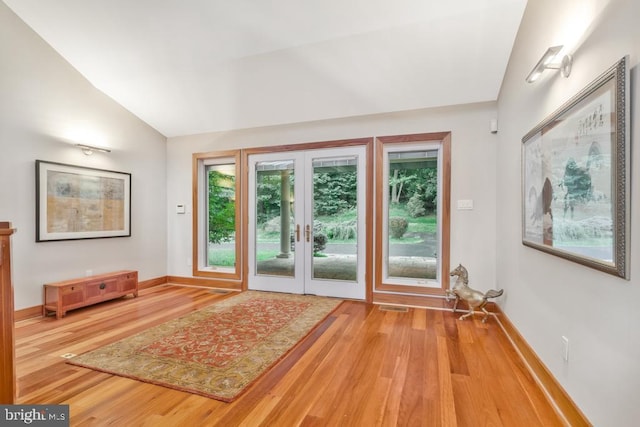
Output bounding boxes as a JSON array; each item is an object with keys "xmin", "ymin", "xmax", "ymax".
[
  {"xmin": 193, "ymin": 151, "xmax": 241, "ymax": 280},
  {"xmin": 375, "ymin": 134, "xmax": 451, "ymax": 293}
]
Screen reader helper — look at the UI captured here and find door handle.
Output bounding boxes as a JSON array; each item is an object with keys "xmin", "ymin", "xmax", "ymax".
[
  {"xmin": 296, "ymin": 224, "xmax": 300, "ymax": 242},
  {"xmin": 305, "ymin": 224, "xmax": 311, "ymax": 242}
]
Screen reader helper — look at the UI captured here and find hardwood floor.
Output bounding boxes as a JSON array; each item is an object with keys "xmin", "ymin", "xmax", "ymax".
[{"xmin": 14, "ymin": 285, "xmax": 564, "ymax": 426}]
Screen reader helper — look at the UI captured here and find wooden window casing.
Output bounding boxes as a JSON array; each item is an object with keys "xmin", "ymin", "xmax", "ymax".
[
  {"xmin": 192, "ymin": 150, "xmax": 242, "ymax": 281},
  {"xmin": 374, "ymin": 132, "xmax": 451, "ymax": 295}
]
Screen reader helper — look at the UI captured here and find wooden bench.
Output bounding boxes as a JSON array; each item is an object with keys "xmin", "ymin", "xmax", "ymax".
[{"xmin": 43, "ymin": 270, "xmax": 138, "ymax": 319}]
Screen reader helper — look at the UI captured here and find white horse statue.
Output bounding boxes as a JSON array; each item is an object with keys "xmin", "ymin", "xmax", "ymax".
[{"xmin": 446, "ymin": 264, "xmax": 503, "ymax": 323}]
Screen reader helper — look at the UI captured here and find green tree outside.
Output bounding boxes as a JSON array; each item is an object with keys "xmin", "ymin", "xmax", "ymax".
[{"xmin": 208, "ymin": 170, "xmax": 235, "ymax": 244}]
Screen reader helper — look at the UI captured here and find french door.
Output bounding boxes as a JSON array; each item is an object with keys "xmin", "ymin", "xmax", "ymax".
[{"xmin": 248, "ymin": 146, "xmax": 366, "ymax": 299}]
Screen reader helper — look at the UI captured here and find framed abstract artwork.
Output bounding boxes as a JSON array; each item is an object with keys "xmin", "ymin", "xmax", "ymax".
[
  {"xmin": 522, "ymin": 56, "xmax": 629, "ymax": 278},
  {"xmin": 36, "ymin": 160, "xmax": 131, "ymax": 242}
]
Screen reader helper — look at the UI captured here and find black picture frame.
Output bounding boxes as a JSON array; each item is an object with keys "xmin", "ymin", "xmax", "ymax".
[{"xmin": 36, "ymin": 160, "xmax": 131, "ymax": 242}]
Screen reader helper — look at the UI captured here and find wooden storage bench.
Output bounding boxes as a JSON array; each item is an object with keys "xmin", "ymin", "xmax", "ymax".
[{"xmin": 43, "ymin": 270, "xmax": 138, "ymax": 319}]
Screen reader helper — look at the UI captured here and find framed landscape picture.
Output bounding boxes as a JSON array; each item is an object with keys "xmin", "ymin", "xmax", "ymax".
[
  {"xmin": 36, "ymin": 160, "xmax": 131, "ymax": 242},
  {"xmin": 522, "ymin": 56, "xmax": 629, "ymax": 278}
]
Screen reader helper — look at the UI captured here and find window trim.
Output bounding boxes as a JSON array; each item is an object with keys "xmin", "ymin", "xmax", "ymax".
[
  {"xmin": 374, "ymin": 132, "xmax": 451, "ymax": 295},
  {"xmin": 192, "ymin": 150, "xmax": 242, "ymax": 280}
]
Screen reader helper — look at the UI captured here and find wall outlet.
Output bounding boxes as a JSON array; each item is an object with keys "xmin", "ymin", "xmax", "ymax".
[
  {"xmin": 85, "ymin": 269, "xmax": 93, "ymax": 277},
  {"xmin": 561, "ymin": 336, "xmax": 569, "ymax": 362},
  {"xmin": 187, "ymin": 257, "xmax": 192, "ymax": 267}
]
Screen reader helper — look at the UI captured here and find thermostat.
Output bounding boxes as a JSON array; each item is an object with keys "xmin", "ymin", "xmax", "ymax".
[{"xmin": 176, "ymin": 204, "xmax": 186, "ymax": 214}]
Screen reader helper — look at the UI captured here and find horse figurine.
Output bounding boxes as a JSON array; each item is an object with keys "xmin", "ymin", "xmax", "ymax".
[{"xmin": 446, "ymin": 264, "xmax": 503, "ymax": 323}]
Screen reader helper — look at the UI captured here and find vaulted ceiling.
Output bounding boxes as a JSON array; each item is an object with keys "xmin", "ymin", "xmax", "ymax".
[{"xmin": 4, "ymin": 0, "xmax": 527, "ymax": 137}]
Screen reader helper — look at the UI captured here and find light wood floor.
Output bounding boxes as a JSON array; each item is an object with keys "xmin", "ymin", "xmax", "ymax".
[{"xmin": 14, "ymin": 284, "xmax": 564, "ymax": 426}]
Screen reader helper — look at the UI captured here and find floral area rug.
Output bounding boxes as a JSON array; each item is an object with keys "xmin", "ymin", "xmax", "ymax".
[{"xmin": 67, "ymin": 291, "xmax": 342, "ymax": 402}]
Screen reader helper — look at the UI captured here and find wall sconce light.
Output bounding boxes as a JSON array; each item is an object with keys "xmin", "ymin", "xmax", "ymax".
[
  {"xmin": 75, "ymin": 144, "xmax": 111, "ymax": 155},
  {"xmin": 526, "ymin": 45, "xmax": 573, "ymax": 83}
]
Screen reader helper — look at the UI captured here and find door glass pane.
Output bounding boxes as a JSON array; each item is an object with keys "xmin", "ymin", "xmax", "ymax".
[
  {"xmin": 206, "ymin": 163, "xmax": 236, "ymax": 272},
  {"xmin": 255, "ymin": 160, "xmax": 295, "ymax": 277},
  {"xmin": 387, "ymin": 150, "xmax": 439, "ymax": 281},
  {"xmin": 312, "ymin": 156, "xmax": 358, "ymax": 281}
]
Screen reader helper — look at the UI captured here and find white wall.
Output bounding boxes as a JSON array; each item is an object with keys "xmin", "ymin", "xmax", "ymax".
[
  {"xmin": 497, "ymin": 0, "xmax": 639, "ymax": 425},
  {"xmin": 10, "ymin": 0, "xmax": 630, "ymax": 421},
  {"xmin": 167, "ymin": 102, "xmax": 499, "ymax": 292},
  {"xmin": 0, "ymin": 3, "xmax": 168, "ymax": 310}
]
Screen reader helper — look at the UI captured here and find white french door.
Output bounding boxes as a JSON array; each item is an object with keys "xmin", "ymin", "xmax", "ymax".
[{"xmin": 248, "ymin": 146, "xmax": 366, "ymax": 299}]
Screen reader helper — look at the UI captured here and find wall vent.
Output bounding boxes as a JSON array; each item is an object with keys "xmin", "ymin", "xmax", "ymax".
[{"xmin": 378, "ymin": 305, "xmax": 409, "ymax": 313}]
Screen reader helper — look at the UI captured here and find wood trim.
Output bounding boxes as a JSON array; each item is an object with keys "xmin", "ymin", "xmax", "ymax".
[
  {"xmin": 373, "ymin": 292, "xmax": 451, "ymax": 309},
  {"xmin": 241, "ymin": 148, "xmax": 249, "ymax": 291},
  {"xmin": 374, "ymin": 139, "xmax": 384, "ymax": 296},
  {"xmin": 492, "ymin": 304, "xmax": 591, "ymax": 426},
  {"xmin": 374, "ymin": 293, "xmax": 496, "ymax": 311},
  {"xmin": 138, "ymin": 276, "xmax": 168, "ymax": 290},
  {"xmin": 242, "ymin": 137, "xmax": 372, "ymax": 156},
  {"xmin": 440, "ymin": 133, "xmax": 451, "ymax": 289},
  {"xmin": 192, "ymin": 150, "xmax": 242, "ymax": 281},
  {"xmin": 374, "ymin": 132, "xmax": 451, "ymax": 294},
  {"xmin": 375, "ymin": 283, "xmax": 447, "ymax": 295},
  {"xmin": 0, "ymin": 223, "xmax": 16, "ymax": 404},
  {"xmin": 192, "ymin": 152, "xmax": 201, "ymax": 279},
  {"xmin": 376, "ymin": 132, "xmax": 451, "ymax": 144},
  {"xmin": 166, "ymin": 275, "xmax": 243, "ymax": 290},
  {"xmin": 364, "ymin": 139, "xmax": 374, "ymax": 303},
  {"xmin": 15, "ymin": 306, "xmax": 42, "ymax": 322}
]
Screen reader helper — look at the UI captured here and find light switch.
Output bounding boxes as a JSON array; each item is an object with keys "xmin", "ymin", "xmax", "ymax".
[{"xmin": 176, "ymin": 204, "xmax": 186, "ymax": 214}]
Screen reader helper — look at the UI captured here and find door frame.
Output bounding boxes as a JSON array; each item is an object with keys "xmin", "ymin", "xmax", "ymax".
[{"xmin": 242, "ymin": 138, "xmax": 373, "ymax": 301}]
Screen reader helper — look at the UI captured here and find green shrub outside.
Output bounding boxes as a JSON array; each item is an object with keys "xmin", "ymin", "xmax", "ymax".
[{"xmin": 389, "ymin": 217, "xmax": 409, "ymax": 238}]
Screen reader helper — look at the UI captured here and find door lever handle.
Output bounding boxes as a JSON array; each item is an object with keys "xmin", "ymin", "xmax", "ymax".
[
  {"xmin": 305, "ymin": 224, "xmax": 311, "ymax": 242},
  {"xmin": 296, "ymin": 224, "xmax": 300, "ymax": 242}
]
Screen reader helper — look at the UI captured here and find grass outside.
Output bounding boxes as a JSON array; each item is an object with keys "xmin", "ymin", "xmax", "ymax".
[
  {"xmin": 209, "ymin": 205, "xmax": 436, "ymax": 266},
  {"xmin": 552, "ymin": 238, "xmax": 612, "ymax": 247},
  {"xmin": 208, "ymin": 246, "xmax": 279, "ymax": 267},
  {"xmin": 388, "ymin": 205, "xmax": 437, "ymax": 234}
]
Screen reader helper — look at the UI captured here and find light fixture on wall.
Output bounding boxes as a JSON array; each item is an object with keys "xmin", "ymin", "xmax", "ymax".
[
  {"xmin": 525, "ymin": 45, "xmax": 573, "ymax": 83},
  {"xmin": 75, "ymin": 143, "xmax": 111, "ymax": 155}
]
